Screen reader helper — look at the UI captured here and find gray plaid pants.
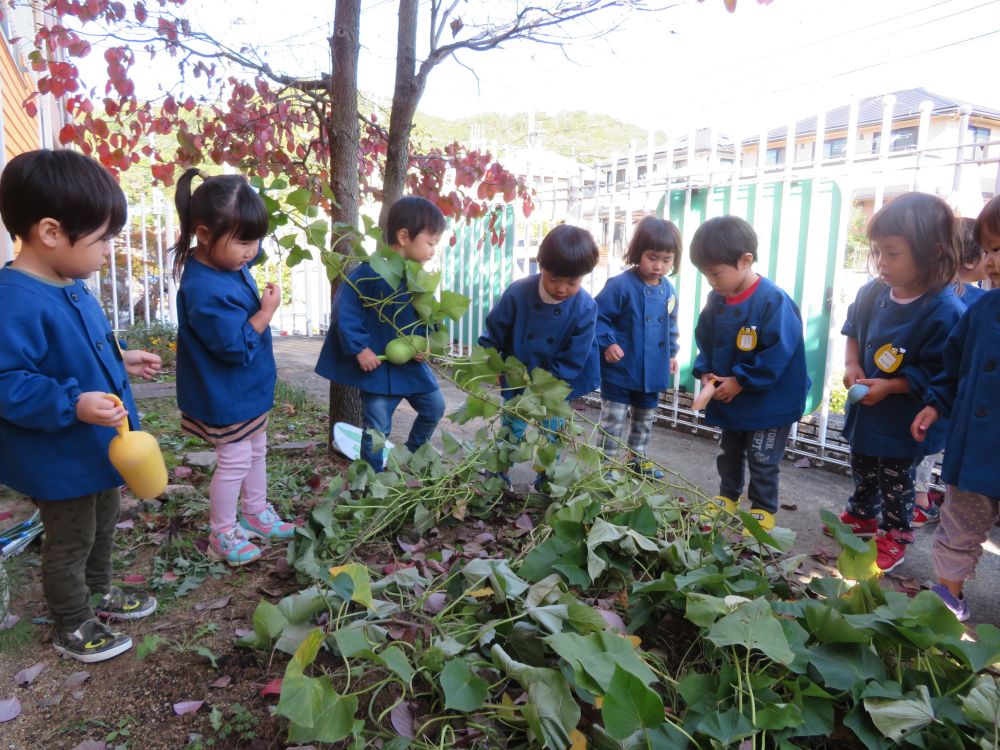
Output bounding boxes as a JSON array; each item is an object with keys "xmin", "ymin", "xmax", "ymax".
[{"xmin": 599, "ymin": 400, "xmax": 656, "ymax": 459}]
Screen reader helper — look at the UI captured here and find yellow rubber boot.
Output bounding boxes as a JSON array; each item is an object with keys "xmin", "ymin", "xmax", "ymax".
[
  {"xmin": 701, "ymin": 495, "xmax": 739, "ymax": 521},
  {"xmin": 745, "ymin": 508, "xmax": 776, "ymax": 532}
]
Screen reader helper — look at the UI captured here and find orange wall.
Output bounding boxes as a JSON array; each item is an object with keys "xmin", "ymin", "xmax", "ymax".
[{"xmin": 0, "ymin": 40, "xmax": 40, "ymax": 160}]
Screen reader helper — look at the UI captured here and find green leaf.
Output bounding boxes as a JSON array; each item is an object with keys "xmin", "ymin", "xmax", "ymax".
[
  {"xmin": 941, "ymin": 624, "xmax": 1000, "ymax": 671},
  {"xmin": 377, "ymin": 646, "xmax": 415, "ymax": 684},
  {"xmin": 439, "ymin": 290, "xmax": 471, "ymax": 320},
  {"xmin": 286, "ymin": 188, "xmax": 314, "ymax": 212},
  {"xmin": 961, "ymin": 675, "xmax": 1000, "ymax": 730},
  {"xmin": 440, "ymin": 658, "xmax": 488, "ymax": 712},
  {"xmin": 277, "ymin": 672, "xmax": 325, "ymax": 727},
  {"xmin": 277, "ymin": 587, "xmax": 327, "ymax": 624},
  {"xmin": 193, "ymin": 646, "xmax": 219, "ymax": 669},
  {"xmin": 331, "ymin": 625, "xmax": 374, "ymax": 659},
  {"xmin": 136, "ymin": 633, "xmax": 166, "ymax": 661},
  {"xmin": 411, "ymin": 292, "xmax": 438, "ymax": 321},
  {"xmin": 803, "ymin": 601, "xmax": 871, "ymax": 643},
  {"xmin": 820, "ymin": 509, "xmax": 879, "ymax": 580},
  {"xmin": 544, "ymin": 631, "xmax": 657, "ymax": 695},
  {"xmin": 807, "ymin": 642, "xmax": 887, "ymax": 691},
  {"xmin": 369, "ymin": 250, "xmax": 404, "ymax": 290},
  {"xmin": 461, "ymin": 558, "xmax": 529, "ymax": 599},
  {"xmin": 305, "ymin": 219, "xmax": 328, "ymax": 249},
  {"xmin": 600, "ymin": 665, "xmax": 664, "ymax": 740},
  {"xmin": 756, "ymin": 701, "xmax": 803, "ymax": 730},
  {"xmin": 697, "ymin": 707, "xmax": 754, "ymax": 744},
  {"xmin": 864, "ymin": 685, "xmax": 935, "ymax": 742},
  {"xmin": 328, "ymin": 563, "xmax": 375, "ymax": 609},
  {"xmin": 684, "ymin": 593, "xmax": 731, "ymax": 627},
  {"xmin": 277, "ymin": 233, "xmax": 298, "ymax": 249},
  {"xmin": 286, "ymin": 679, "xmax": 358, "ymax": 743},
  {"xmin": 441, "ymin": 430, "xmax": 461, "ymax": 455},
  {"xmin": 706, "ymin": 597, "xmax": 794, "ymax": 665},
  {"xmin": 252, "ymin": 600, "xmax": 289, "ymax": 644}
]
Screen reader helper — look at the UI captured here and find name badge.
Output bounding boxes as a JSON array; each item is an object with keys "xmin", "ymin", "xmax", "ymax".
[
  {"xmin": 874, "ymin": 343, "xmax": 905, "ymax": 373},
  {"xmin": 736, "ymin": 326, "xmax": 757, "ymax": 352}
]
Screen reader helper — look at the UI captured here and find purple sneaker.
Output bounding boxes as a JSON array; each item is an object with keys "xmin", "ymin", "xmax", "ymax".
[{"xmin": 931, "ymin": 583, "xmax": 970, "ymax": 622}]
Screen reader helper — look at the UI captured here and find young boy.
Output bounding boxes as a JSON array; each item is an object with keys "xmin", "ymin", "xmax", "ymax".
[
  {"xmin": 689, "ymin": 216, "xmax": 809, "ymax": 530},
  {"xmin": 0, "ymin": 149, "xmax": 162, "ymax": 662},
  {"xmin": 315, "ymin": 196, "xmax": 446, "ymax": 471},
  {"xmin": 478, "ymin": 223, "xmax": 601, "ymax": 488}
]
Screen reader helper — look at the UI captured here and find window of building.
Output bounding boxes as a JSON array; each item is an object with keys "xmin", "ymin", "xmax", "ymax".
[
  {"xmin": 871, "ymin": 126, "xmax": 919, "ymax": 154},
  {"xmin": 672, "ymin": 159, "xmax": 688, "ymax": 170},
  {"xmin": 605, "ymin": 171, "xmax": 613, "ymax": 187},
  {"xmin": 765, "ymin": 147, "xmax": 785, "ymax": 166},
  {"xmin": 970, "ymin": 125, "xmax": 992, "ymax": 158},
  {"xmin": 824, "ymin": 137, "xmax": 848, "ymax": 159},
  {"xmin": 636, "ymin": 165, "xmax": 647, "ymax": 180},
  {"xmin": 615, "ymin": 168, "xmax": 626, "ymax": 183}
]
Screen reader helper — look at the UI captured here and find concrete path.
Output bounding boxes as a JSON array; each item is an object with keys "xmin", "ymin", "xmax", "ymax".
[{"xmin": 272, "ymin": 335, "xmax": 1000, "ymax": 625}]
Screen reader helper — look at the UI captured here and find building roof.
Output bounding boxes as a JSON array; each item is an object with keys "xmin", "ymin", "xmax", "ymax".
[{"xmin": 747, "ymin": 88, "xmax": 1000, "ymax": 145}]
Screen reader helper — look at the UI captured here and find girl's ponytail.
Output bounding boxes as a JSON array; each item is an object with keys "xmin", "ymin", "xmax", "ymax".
[{"xmin": 170, "ymin": 168, "xmax": 202, "ymax": 279}]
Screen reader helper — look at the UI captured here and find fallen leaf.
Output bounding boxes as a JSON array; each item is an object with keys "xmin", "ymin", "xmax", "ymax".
[
  {"xmin": 260, "ymin": 677, "xmax": 283, "ymax": 697},
  {"xmin": 173, "ymin": 700, "xmax": 204, "ymax": 715},
  {"xmin": 173, "ymin": 466, "xmax": 193, "ymax": 479},
  {"xmin": 69, "ymin": 741, "xmax": 105, "ymax": 750},
  {"xmin": 515, "ymin": 514, "xmax": 534, "ymax": 532},
  {"xmin": 234, "ymin": 628, "xmax": 253, "ymax": 639},
  {"xmin": 39, "ymin": 693, "xmax": 63, "ymax": 707},
  {"xmin": 0, "ymin": 696, "xmax": 20, "ymax": 722},
  {"xmin": 14, "ymin": 662, "xmax": 45, "ymax": 687},
  {"xmin": 779, "ymin": 503, "xmax": 798, "ymax": 511},
  {"xmin": 63, "ymin": 671, "xmax": 90, "ymax": 690},
  {"xmin": 194, "ymin": 595, "xmax": 231, "ymax": 612},
  {"xmin": 390, "ymin": 701, "xmax": 415, "ymax": 738},
  {"xmin": 405, "ymin": 479, "xmax": 422, "ymax": 489},
  {"xmin": 473, "ymin": 532, "xmax": 496, "ymax": 544},
  {"xmin": 192, "ymin": 536, "xmax": 209, "ymax": 553},
  {"xmin": 257, "ymin": 586, "xmax": 283, "ymax": 597},
  {"xmin": 0, "ymin": 614, "xmax": 20, "ymax": 630},
  {"xmin": 597, "ymin": 608, "xmax": 627, "ymax": 634},
  {"xmin": 424, "ymin": 593, "xmax": 447, "ymax": 614},
  {"xmin": 121, "ymin": 574, "xmax": 146, "ymax": 585},
  {"xmin": 794, "ymin": 457, "xmax": 811, "ymax": 469},
  {"xmin": 114, "ymin": 519, "xmax": 134, "ymax": 530},
  {"xmin": 397, "ymin": 535, "xmax": 425, "ymax": 553},
  {"xmin": 209, "ymin": 675, "xmax": 232, "ymax": 689},
  {"xmin": 161, "ymin": 572, "xmax": 179, "ymax": 583}
]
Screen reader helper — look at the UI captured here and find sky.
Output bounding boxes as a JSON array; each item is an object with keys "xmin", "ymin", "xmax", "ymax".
[{"xmin": 80, "ymin": 0, "xmax": 1000, "ymax": 136}]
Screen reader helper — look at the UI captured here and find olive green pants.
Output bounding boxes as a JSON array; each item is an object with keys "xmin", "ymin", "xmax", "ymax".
[{"xmin": 34, "ymin": 488, "xmax": 120, "ymax": 632}]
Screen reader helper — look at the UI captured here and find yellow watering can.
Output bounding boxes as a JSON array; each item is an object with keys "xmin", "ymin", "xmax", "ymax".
[{"xmin": 105, "ymin": 394, "xmax": 168, "ymax": 499}]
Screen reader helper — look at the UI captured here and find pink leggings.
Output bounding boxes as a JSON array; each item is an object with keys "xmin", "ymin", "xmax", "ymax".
[{"xmin": 210, "ymin": 431, "xmax": 268, "ymax": 535}]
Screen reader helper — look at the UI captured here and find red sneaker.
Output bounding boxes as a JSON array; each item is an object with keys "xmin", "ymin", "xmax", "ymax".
[
  {"xmin": 823, "ymin": 511, "xmax": 879, "ymax": 539},
  {"xmin": 875, "ymin": 529, "xmax": 914, "ymax": 573}
]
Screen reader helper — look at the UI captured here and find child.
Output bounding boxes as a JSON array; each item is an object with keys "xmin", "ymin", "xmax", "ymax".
[
  {"xmin": 595, "ymin": 216, "xmax": 681, "ymax": 478},
  {"xmin": 172, "ymin": 169, "xmax": 294, "ymax": 567},
  {"xmin": 0, "ymin": 149, "xmax": 161, "ymax": 662},
  {"xmin": 834, "ymin": 192, "xmax": 964, "ymax": 573},
  {"xmin": 911, "ymin": 195, "xmax": 1000, "ymax": 621},
  {"xmin": 478, "ymin": 224, "xmax": 600, "ymax": 488},
  {"xmin": 689, "ymin": 216, "xmax": 809, "ymax": 531},
  {"xmin": 315, "ymin": 196, "xmax": 446, "ymax": 472},
  {"xmin": 910, "ymin": 217, "xmax": 987, "ymax": 526}
]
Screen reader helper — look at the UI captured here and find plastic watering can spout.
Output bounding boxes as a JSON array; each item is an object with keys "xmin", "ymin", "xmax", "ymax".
[{"xmin": 105, "ymin": 393, "xmax": 168, "ymax": 500}]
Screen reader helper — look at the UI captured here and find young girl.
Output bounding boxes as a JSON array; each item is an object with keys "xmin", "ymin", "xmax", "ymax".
[
  {"xmin": 172, "ymin": 169, "xmax": 295, "ymax": 567},
  {"xmin": 595, "ymin": 216, "xmax": 681, "ymax": 477},
  {"xmin": 911, "ymin": 195, "xmax": 1000, "ymax": 621},
  {"xmin": 833, "ymin": 192, "xmax": 965, "ymax": 573}
]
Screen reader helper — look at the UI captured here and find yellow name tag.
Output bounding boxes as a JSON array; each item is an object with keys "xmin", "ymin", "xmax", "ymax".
[
  {"xmin": 874, "ymin": 343, "xmax": 904, "ymax": 373},
  {"xmin": 736, "ymin": 326, "xmax": 757, "ymax": 351}
]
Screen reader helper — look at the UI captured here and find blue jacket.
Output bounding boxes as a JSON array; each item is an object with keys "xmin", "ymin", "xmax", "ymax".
[
  {"xmin": 0, "ymin": 266, "xmax": 139, "ymax": 500},
  {"xmin": 841, "ymin": 280, "xmax": 965, "ymax": 458},
  {"xmin": 926, "ymin": 290, "xmax": 1000, "ymax": 497},
  {"xmin": 479, "ymin": 275, "xmax": 599, "ymax": 400},
  {"xmin": 315, "ymin": 263, "xmax": 438, "ymax": 395},
  {"xmin": 595, "ymin": 269, "xmax": 679, "ymax": 393},
  {"xmin": 960, "ymin": 282, "xmax": 986, "ymax": 309},
  {"xmin": 176, "ymin": 258, "xmax": 276, "ymax": 424},
  {"xmin": 692, "ymin": 275, "xmax": 809, "ymax": 431}
]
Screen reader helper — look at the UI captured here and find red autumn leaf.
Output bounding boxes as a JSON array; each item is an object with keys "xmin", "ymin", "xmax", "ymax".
[{"xmin": 260, "ymin": 677, "xmax": 282, "ymax": 697}]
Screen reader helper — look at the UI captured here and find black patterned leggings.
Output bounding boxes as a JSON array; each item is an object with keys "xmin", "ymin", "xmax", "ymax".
[{"xmin": 846, "ymin": 452, "xmax": 916, "ymax": 534}]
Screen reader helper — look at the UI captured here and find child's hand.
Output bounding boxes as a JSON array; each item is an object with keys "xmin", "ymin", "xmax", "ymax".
[
  {"xmin": 356, "ymin": 348, "xmax": 381, "ymax": 372},
  {"xmin": 669, "ymin": 358, "xmax": 678, "ymax": 374},
  {"xmin": 712, "ymin": 376, "xmax": 743, "ymax": 403},
  {"xmin": 76, "ymin": 392, "xmax": 127, "ymax": 427},
  {"xmin": 856, "ymin": 377, "xmax": 899, "ymax": 405},
  {"xmin": 911, "ymin": 405, "xmax": 939, "ymax": 442},
  {"xmin": 700, "ymin": 373, "xmax": 718, "ymax": 388},
  {"xmin": 603, "ymin": 344, "xmax": 624, "ymax": 363},
  {"xmin": 123, "ymin": 349, "xmax": 162, "ymax": 379},
  {"xmin": 260, "ymin": 282, "xmax": 281, "ymax": 314},
  {"xmin": 843, "ymin": 364, "xmax": 865, "ymax": 388}
]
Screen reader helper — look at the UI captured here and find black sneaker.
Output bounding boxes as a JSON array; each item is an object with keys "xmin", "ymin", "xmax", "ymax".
[
  {"xmin": 94, "ymin": 587, "xmax": 158, "ymax": 621},
  {"xmin": 54, "ymin": 618, "xmax": 132, "ymax": 663}
]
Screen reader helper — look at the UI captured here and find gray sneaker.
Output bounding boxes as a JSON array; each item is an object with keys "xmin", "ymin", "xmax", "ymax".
[
  {"xmin": 54, "ymin": 618, "xmax": 132, "ymax": 663},
  {"xmin": 94, "ymin": 586, "xmax": 158, "ymax": 621}
]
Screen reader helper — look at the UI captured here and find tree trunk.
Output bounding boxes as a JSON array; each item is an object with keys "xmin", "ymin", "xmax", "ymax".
[
  {"xmin": 378, "ymin": 0, "xmax": 426, "ymax": 231},
  {"xmin": 327, "ymin": 0, "xmax": 364, "ymax": 433}
]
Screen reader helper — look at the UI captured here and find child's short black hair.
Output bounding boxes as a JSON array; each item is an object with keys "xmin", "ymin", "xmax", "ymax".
[
  {"xmin": 867, "ymin": 192, "xmax": 957, "ymax": 294},
  {"xmin": 386, "ymin": 196, "xmax": 446, "ymax": 246},
  {"xmin": 0, "ymin": 148, "xmax": 126, "ymax": 243},
  {"xmin": 958, "ymin": 217, "xmax": 982, "ymax": 267},
  {"xmin": 536, "ymin": 224, "xmax": 599, "ymax": 277},
  {"xmin": 689, "ymin": 215, "xmax": 757, "ymax": 269},
  {"xmin": 625, "ymin": 215, "xmax": 682, "ymax": 273},
  {"xmin": 974, "ymin": 193, "xmax": 1000, "ymax": 246}
]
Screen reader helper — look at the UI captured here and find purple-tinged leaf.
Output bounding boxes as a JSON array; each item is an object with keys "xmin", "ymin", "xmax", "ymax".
[
  {"xmin": 115, "ymin": 519, "xmax": 134, "ymax": 530},
  {"xmin": 473, "ymin": 532, "xmax": 495, "ymax": 544},
  {"xmin": 209, "ymin": 675, "xmax": 232, "ymax": 688},
  {"xmin": 260, "ymin": 677, "xmax": 282, "ymax": 697},
  {"xmin": 121, "ymin": 574, "xmax": 146, "ymax": 585},
  {"xmin": 192, "ymin": 536, "xmax": 209, "ymax": 553},
  {"xmin": 194, "ymin": 595, "xmax": 231, "ymax": 611},
  {"xmin": 173, "ymin": 466, "xmax": 193, "ymax": 479},
  {"xmin": 13, "ymin": 662, "xmax": 45, "ymax": 687},
  {"xmin": 161, "ymin": 571, "xmax": 179, "ymax": 583},
  {"xmin": 597, "ymin": 608, "xmax": 627, "ymax": 634},
  {"xmin": 234, "ymin": 628, "xmax": 253, "ymax": 639},
  {"xmin": 390, "ymin": 701, "xmax": 415, "ymax": 738},
  {"xmin": 794, "ymin": 457, "xmax": 811, "ymax": 469},
  {"xmin": 69, "ymin": 741, "xmax": 105, "ymax": 750},
  {"xmin": 173, "ymin": 700, "xmax": 204, "ymax": 715},
  {"xmin": 396, "ymin": 535, "xmax": 425, "ymax": 553},
  {"xmin": 0, "ymin": 614, "xmax": 20, "ymax": 630},
  {"xmin": 424, "ymin": 593, "xmax": 447, "ymax": 614},
  {"xmin": 63, "ymin": 671, "xmax": 90, "ymax": 690},
  {"xmin": 0, "ymin": 697, "xmax": 20, "ymax": 722},
  {"xmin": 515, "ymin": 514, "xmax": 534, "ymax": 531}
]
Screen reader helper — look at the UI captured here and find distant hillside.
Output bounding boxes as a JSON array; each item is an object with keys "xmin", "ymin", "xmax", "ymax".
[{"xmin": 411, "ymin": 109, "xmax": 664, "ymax": 165}]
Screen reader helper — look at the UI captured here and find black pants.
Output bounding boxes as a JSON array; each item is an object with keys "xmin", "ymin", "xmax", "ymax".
[
  {"xmin": 717, "ymin": 425, "xmax": 792, "ymax": 514},
  {"xmin": 34, "ymin": 488, "xmax": 120, "ymax": 631},
  {"xmin": 845, "ymin": 452, "xmax": 916, "ymax": 534}
]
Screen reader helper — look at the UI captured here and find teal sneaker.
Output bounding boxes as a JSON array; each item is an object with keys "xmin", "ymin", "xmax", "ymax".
[
  {"xmin": 208, "ymin": 527, "xmax": 261, "ymax": 567},
  {"xmin": 239, "ymin": 503, "xmax": 296, "ymax": 539},
  {"xmin": 95, "ymin": 586, "xmax": 158, "ymax": 621},
  {"xmin": 54, "ymin": 618, "xmax": 132, "ymax": 663}
]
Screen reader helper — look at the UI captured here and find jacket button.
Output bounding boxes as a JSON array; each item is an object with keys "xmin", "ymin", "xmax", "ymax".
[
  {"xmin": 658, "ymin": 342, "xmax": 665, "ymax": 348},
  {"xmin": 646, "ymin": 289, "xmax": 652, "ymax": 295},
  {"xmin": 986, "ymin": 361, "xmax": 997, "ymax": 372},
  {"xmin": 658, "ymin": 316, "xmax": 664, "ymax": 322},
  {"xmin": 646, "ymin": 316, "xmax": 652, "ymax": 322},
  {"xmin": 527, "ymin": 333, "xmax": 535, "ymax": 340},
  {"xmin": 71, "ymin": 293, "xmax": 79, "ymax": 302},
  {"xmin": 96, "ymin": 341, "xmax": 104, "ymax": 350},
  {"xmin": 547, "ymin": 337, "xmax": 554, "ymax": 344},
  {"xmin": 867, "ymin": 343, "xmax": 872, "ymax": 349},
  {"xmin": 975, "ymin": 407, "xmax": 988, "ymax": 418},
  {"xmin": 554, "ymin": 308, "xmax": 561, "ymax": 315}
]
